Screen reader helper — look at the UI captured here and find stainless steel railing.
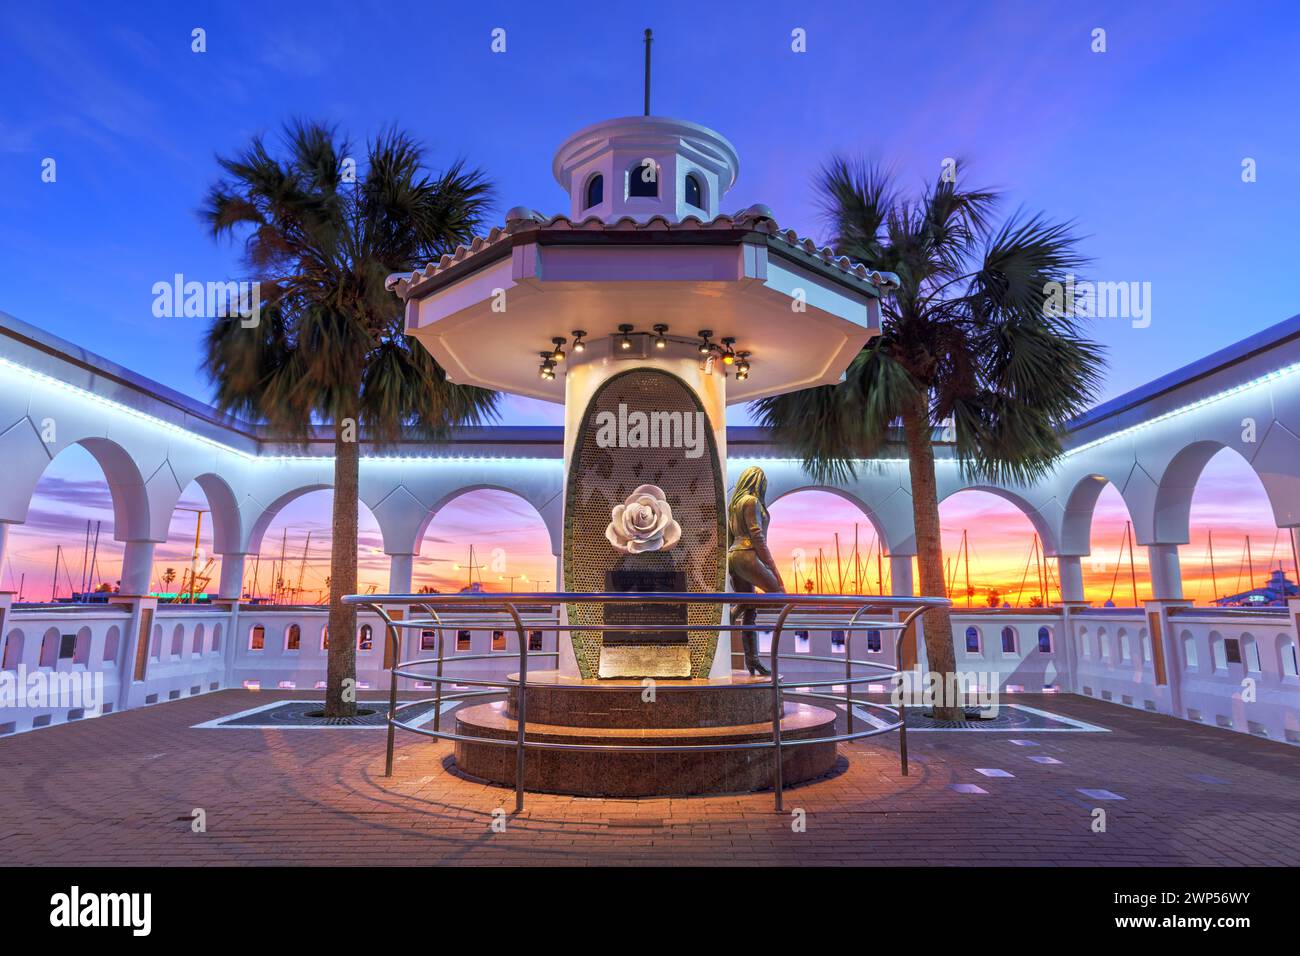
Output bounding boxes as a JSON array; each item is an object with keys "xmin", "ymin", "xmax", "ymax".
[{"xmin": 343, "ymin": 592, "xmax": 949, "ymax": 812}]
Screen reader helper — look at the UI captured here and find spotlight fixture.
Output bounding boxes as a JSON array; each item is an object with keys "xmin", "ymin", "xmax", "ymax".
[
  {"xmin": 571, "ymin": 330, "xmax": 587, "ymax": 353},
  {"xmin": 538, "ymin": 352, "xmax": 556, "ymax": 380},
  {"xmin": 653, "ymin": 324, "xmax": 668, "ymax": 349},
  {"xmin": 618, "ymin": 324, "xmax": 634, "ymax": 350},
  {"xmin": 721, "ymin": 337, "xmax": 737, "ymax": 365},
  {"xmin": 697, "ymin": 329, "xmax": 713, "ymax": 354},
  {"xmin": 735, "ymin": 351, "xmax": 751, "ymax": 381},
  {"xmin": 551, "ymin": 337, "xmax": 567, "ymax": 361}
]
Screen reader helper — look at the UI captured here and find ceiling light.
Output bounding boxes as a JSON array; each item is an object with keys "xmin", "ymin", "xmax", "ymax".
[
  {"xmin": 551, "ymin": 337, "xmax": 566, "ymax": 361},
  {"xmin": 697, "ymin": 329, "xmax": 713, "ymax": 354},
  {"xmin": 653, "ymin": 324, "xmax": 668, "ymax": 349},
  {"xmin": 618, "ymin": 324, "xmax": 634, "ymax": 350},
  {"xmin": 571, "ymin": 330, "xmax": 586, "ymax": 353}
]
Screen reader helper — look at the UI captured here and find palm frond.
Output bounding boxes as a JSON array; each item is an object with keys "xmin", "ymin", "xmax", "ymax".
[
  {"xmin": 760, "ymin": 153, "xmax": 1106, "ymax": 486},
  {"xmin": 752, "ymin": 341, "xmax": 918, "ymax": 482},
  {"xmin": 816, "ymin": 157, "xmax": 895, "ymax": 267},
  {"xmin": 200, "ymin": 120, "xmax": 499, "ymax": 447}
]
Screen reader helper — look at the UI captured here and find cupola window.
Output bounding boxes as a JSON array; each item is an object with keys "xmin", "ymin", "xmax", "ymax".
[
  {"xmin": 684, "ymin": 173, "xmax": 703, "ymax": 209},
  {"xmin": 585, "ymin": 174, "xmax": 603, "ymax": 209},
  {"xmin": 628, "ymin": 159, "xmax": 658, "ymax": 198}
]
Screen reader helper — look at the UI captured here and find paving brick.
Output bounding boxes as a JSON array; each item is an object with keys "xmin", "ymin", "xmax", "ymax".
[{"xmin": 0, "ymin": 690, "xmax": 1295, "ymax": 865}]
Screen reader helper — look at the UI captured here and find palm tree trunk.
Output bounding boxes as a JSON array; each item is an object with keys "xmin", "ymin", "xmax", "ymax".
[
  {"xmin": 901, "ymin": 392, "xmax": 962, "ymax": 720},
  {"xmin": 324, "ymin": 411, "xmax": 360, "ymax": 718}
]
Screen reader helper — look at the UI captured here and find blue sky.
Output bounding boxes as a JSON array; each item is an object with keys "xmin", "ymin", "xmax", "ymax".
[
  {"xmin": 2, "ymin": 0, "xmax": 1299, "ymax": 426},
  {"xmin": 2, "ymin": 1, "xmax": 1296, "ymax": 598}
]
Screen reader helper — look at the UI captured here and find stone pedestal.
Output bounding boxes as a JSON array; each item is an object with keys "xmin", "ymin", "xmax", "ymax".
[{"xmin": 453, "ymin": 670, "xmax": 839, "ymax": 797}]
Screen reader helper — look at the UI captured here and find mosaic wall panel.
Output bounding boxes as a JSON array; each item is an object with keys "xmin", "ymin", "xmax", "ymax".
[{"xmin": 564, "ymin": 368, "xmax": 725, "ymax": 677}]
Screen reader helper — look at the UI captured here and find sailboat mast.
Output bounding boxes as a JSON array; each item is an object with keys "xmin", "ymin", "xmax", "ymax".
[
  {"xmin": 278, "ymin": 528, "xmax": 288, "ymax": 604},
  {"xmin": 79, "ymin": 520, "xmax": 91, "ymax": 595},
  {"xmin": 1245, "ymin": 534, "xmax": 1255, "ymax": 592},
  {"xmin": 1035, "ymin": 534, "xmax": 1045, "ymax": 605},
  {"xmin": 834, "ymin": 532, "xmax": 844, "ymax": 594},
  {"xmin": 853, "ymin": 524, "xmax": 861, "ymax": 595},
  {"xmin": 83, "ymin": 520, "xmax": 102, "ymax": 593},
  {"xmin": 51, "ymin": 544, "xmax": 61, "ymax": 602},
  {"xmin": 1208, "ymin": 530, "xmax": 1218, "ymax": 603},
  {"xmin": 963, "ymin": 529, "xmax": 971, "ymax": 608},
  {"xmin": 295, "ymin": 530, "xmax": 312, "ymax": 602},
  {"xmin": 189, "ymin": 511, "xmax": 204, "ymax": 603},
  {"xmin": 1126, "ymin": 521, "xmax": 1139, "ymax": 607}
]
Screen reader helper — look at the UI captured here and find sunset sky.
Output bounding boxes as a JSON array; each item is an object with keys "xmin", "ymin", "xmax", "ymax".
[
  {"xmin": 2, "ymin": 443, "xmax": 1285, "ymax": 606},
  {"xmin": 1, "ymin": 1, "xmax": 1296, "ymax": 604}
]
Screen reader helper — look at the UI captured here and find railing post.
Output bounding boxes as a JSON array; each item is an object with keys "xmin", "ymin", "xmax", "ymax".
[
  {"xmin": 895, "ymin": 605, "xmax": 928, "ymax": 777},
  {"xmin": 426, "ymin": 605, "xmax": 445, "ymax": 733},
  {"xmin": 770, "ymin": 601, "xmax": 794, "ymax": 812},
  {"xmin": 845, "ymin": 608, "xmax": 861, "ymax": 735},
  {"xmin": 505, "ymin": 601, "xmax": 528, "ymax": 814},
  {"xmin": 378, "ymin": 605, "xmax": 399, "ymax": 778}
]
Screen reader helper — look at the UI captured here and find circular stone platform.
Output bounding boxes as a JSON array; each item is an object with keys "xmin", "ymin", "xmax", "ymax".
[
  {"xmin": 504, "ymin": 670, "xmax": 775, "ymax": 728},
  {"xmin": 452, "ymin": 670, "xmax": 840, "ymax": 797}
]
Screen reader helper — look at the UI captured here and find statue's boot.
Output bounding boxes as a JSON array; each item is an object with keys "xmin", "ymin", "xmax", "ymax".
[{"xmin": 743, "ymin": 632, "xmax": 771, "ymax": 677}]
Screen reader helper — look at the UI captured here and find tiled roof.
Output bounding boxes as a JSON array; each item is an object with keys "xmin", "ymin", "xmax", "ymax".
[{"xmin": 386, "ymin": 204, "xmax": 900, "ymax": 299}]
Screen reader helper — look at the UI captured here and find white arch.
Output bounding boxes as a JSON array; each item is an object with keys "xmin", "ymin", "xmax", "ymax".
[
  {"xmin": 4, "ymin": 436, "xmax": 153, "ymax": 542},
  {"xmin": 938, "ymin": 484, "xmax": 1062, "ymax": 557},
  {"xmin": 767, "ymin": 484, "xmax": 895, "ymax": 553},
  {"xmin": 244, "ymin": 483, "xmax": 332, "ymax": 556},
  {"xmin": 159, "ymin": 472, "xmax": 244, "ymax": 556},
  {"xmin": 1059, "ymin": 471, "xmax": 1146, "ymax": 556},
  {"xmin": 1153, "ymin": 441, "xmax": 1284, "ymax": 545},
  {"xmin": 406, "ymin": 484, "xmax": 560, "ymax": 560}
]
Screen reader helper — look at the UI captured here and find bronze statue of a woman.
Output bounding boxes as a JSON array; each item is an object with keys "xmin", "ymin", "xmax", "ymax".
[{"xmin": 727, "ymin": 465, "xmax": 785, "ymax": 676}]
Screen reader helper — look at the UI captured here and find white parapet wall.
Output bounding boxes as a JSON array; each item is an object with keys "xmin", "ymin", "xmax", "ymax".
[{"xmin": 3, "ymin": 599, "xmax": 1295, "ymax": 745}]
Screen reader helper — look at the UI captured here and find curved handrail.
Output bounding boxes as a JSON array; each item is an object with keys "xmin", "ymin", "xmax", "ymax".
[{"xmin": 347, "ymin": 591, "xmax": 948, "ymax": 811}]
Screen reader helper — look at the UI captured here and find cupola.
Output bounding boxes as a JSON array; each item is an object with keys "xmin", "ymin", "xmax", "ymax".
[{"xmin": 552, "ymin": 115, "xmax": 739, "ymax": 223}]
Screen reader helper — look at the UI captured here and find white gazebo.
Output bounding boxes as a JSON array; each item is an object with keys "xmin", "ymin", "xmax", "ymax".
[{"xmin": 388, "ymin": 110, "xmax": 895, "ymax": 679}]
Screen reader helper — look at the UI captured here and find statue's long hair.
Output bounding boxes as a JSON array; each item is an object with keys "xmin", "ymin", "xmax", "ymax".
[{"xmin": 728, "ymin": 466, "xmax": 770, "ymax": 535}]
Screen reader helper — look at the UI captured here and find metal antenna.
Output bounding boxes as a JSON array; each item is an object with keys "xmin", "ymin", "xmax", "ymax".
[{"xmin": 643, "ymin": 28, "xmax": 653, "ymax": 116}]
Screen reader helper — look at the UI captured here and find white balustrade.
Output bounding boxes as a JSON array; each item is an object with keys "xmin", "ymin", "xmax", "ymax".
[{"xmin": 2, "ymin": 599, "xmax": 1296, "ymax": 744}]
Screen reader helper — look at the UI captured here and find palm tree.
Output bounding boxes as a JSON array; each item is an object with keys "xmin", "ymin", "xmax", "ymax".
[
  {"xmin": 754, "ymin": 159, "xmax": 1104, "ymax": 719},
  {"xmin": 201, "ymin": 121, "xmax": 498, "ymax": 717},
  {"xmin": 162, "ymin": 568, "xmax": 177, "ymax": 590}
]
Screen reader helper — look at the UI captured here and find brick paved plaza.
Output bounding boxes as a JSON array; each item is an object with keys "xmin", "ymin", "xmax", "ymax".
[{"xmin": 1, "ymin": 690, "xmax": 1296, "ymax": 867}]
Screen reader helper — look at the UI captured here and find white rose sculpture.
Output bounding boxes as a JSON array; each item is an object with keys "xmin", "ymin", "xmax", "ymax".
[{"xmin": 605, "ymin": 484, "xmax": 682, "ymax": 554}]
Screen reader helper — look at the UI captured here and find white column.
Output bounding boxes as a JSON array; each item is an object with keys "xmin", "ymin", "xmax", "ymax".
[
  {"xmin": 889, "ymin": 554, "xmax": 914, "ymax": 596},
  {"xmin": 1058, "ymin": 555, "xmax": 1085, "ymax": 603},
  {"xmin": 387, "ymin": 553, "xmax": 414, "ymax": 594},
  {"xmin": 1147, "ymin": 543, "xmax": 1183, "ymax": 601},
  {"xmin": 120, "ymin": 541, "xmax": 157, "ymax": 595},
  {"xmin": 217, "ymin": 554, "xmax": 247, "ymax": 600},
  {"xmin": 888, "ymin": 555, "xmax": 920, "ymax": 672}
]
